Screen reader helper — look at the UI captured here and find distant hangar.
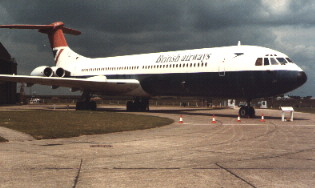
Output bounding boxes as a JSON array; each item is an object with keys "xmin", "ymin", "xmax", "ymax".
[{"xmin": 0, "ymin": 42, "xmax": 17, "ymax": 104}]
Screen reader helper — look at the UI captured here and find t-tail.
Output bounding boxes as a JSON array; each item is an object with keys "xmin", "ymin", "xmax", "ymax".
[{"xmin": 0, "ymin": 22, "xmax": 84, "ymax": 74}]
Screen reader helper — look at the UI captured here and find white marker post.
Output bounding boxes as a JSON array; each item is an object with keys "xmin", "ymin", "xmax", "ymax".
[{"xmin": 280, "ymin": 106, "xmax": 294, "ymax": 122}]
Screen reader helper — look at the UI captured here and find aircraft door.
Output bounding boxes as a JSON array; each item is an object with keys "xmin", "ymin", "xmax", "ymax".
[
  {"xmin": 213, "ymin": 54, "xmax": 226, "ymax": 76},
  {"xmin": 219, "ymin": 57, "xmax": 226, "ymax": 76},
  {"xmin": 218, "ymin": 54, "xmax": 238, "ymax": 76}
]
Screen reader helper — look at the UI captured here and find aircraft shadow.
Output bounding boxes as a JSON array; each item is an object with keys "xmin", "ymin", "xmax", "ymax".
[
  {"xmin": 95, "ymin": 107, "xmax": 309, "ymax": 121},
  {"xmin": 51, "ymin": 105, "xmax": 308, "ymax": 121}
]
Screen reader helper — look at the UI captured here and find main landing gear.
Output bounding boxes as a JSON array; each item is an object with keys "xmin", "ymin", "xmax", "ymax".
[
  {"xmin": 126, "ymin": 97, "xmax": 149, "ymax": 112},
  {"xmin": 76, "ymin": 91, "xmax": 97, "ymax": 111},
  {"xmin": 239, "ymin": 99, "xmax": 255, "ymax": 118}
]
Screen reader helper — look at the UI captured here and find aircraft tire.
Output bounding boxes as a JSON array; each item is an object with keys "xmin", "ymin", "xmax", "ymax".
[
  {"xmin": 89, "ymin": 101, "xmax": 97, "ymax": 111},
  {"xmin": 76, "ymin": 101, "xmax": 83, "ymax": 110},
  {"xmin": 126, "ymin": 101, "xmax": 134, "ymax": 111},
  {"xmin": 76, "ymin": 101, "xmax": 97, "ymax": 111},
  {"xmin": 239, "ymin": 106, "xmax": 247, "ymax": 118},
  {"xmin": 248, "ymin": 107, "xmax": 255, "ymax": 118},
  {"xmin": 126, "ymin": 99, "xmax": 149, "ymax": 112},
  {"xmin": 239, "ymin": 106, "xmax": 255, "ymax": 118}
]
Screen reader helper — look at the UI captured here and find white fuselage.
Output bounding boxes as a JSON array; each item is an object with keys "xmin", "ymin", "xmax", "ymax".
[
  {"xmin": 50, "ymin": 44, "xmax": 306, "ymax": 99},
  {"xmin": 56, "ymin": 45, "xmax": 303, "ymax": 77}
]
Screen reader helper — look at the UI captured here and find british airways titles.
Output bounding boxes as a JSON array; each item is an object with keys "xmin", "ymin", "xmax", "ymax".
[{"xmin": 156, "ymin": 53, "xmax": 211, "ymax": 63}]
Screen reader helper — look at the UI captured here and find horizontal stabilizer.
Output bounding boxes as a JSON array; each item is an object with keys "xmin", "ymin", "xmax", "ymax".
[
  {"xmin": 0, "ymin": 24, "xmax": 52, "ymax": 30},
  {"xmin": 0, "ymin": 22, "xmax": 81, "ymax": 35}
]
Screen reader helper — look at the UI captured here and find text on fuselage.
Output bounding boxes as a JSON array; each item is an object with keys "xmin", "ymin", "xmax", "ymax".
[{"xmin": 156, "ymin": 53, "xmax": 211, "ymax": 63}]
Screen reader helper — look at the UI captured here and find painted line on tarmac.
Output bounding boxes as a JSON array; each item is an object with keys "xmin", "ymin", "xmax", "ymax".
[
  {"xmin": 224, "ymin": 124, "xmax": 265, "ymax": 126},
  {"xmin": 293, "ymin": 124, "xmax": 315, "ymax": 127},
  {"xmin": 191, "ymin": 124, "xmax": 215, "ymax": 126},
  {"xmin": 181, "ymin": 123, "xmax": 269, "ymax": 126}
]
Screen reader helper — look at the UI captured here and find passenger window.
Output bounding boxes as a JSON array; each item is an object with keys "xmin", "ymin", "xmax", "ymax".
[
  {"xmin": 255, "ymin": 58, "xmax": 263, "ymax": 66},
  {"xmin": 270, "ymin": 58, "xmax": 279, "ymax": 65},
  {"xmin": 264, "ymin": 58, "xmax": 270, "ymax": 66},
  {"xmin": 277, "ymin": 58, "xmax": 287, "ymax": 65}
]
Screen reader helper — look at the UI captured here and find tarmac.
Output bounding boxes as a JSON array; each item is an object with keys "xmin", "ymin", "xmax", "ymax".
[{"xmin": 0, "ymin": 105, "xmax": 315, "ymax": 188}]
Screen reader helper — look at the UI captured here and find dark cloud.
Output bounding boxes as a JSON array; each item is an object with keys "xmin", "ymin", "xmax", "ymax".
[{"xmin": 0, "ymin": 0, "xmax": 314, "ymax": 95}]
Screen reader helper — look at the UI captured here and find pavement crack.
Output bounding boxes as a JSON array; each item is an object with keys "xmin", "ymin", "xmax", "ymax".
[
  {"xmin": 72, "ymin": 159, "xmax": 83, "ymax": 188},
  {"xmin": 216, "ymin": 163, "xmax": 256, "ymax": 188}
]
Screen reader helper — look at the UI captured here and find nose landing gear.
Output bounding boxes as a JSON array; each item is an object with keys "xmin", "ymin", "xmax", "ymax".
[
  {"xmin": 239, "ymin": 99, "xmax": 256, "ymax": 118},
  {"xmin": 239, "ymin": 106, "xmax": 255, "ymax": 118}
]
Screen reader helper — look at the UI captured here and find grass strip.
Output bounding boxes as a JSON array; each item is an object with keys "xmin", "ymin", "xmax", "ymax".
[{"xmin": 0, "ymin": 111, "xmax": 173, "ymax": 139}]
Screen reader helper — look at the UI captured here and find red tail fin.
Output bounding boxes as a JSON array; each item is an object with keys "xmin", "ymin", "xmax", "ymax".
[{"xmin": 0, "ymin": 22, "xmax": 81, "ymax": 48}]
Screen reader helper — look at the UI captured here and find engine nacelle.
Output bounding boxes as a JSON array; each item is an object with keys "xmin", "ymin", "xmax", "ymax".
[
  {"xmin": 50, "ymin": 66, "xmax": 70, "ymax": 77},
  {"xmin": 30, "ymin": 66, "xmax": 53, "ymax": 77}
]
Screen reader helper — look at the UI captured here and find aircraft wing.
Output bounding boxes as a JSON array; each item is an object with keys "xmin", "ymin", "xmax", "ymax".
[{"xmin": 0, "ymin": 74, "xmax": 141, "ymax": 95}]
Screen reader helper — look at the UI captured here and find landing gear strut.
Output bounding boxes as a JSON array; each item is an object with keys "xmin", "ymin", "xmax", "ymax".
[
  {"xmin": 126, "ymin": 97, "xmax": 149, "ymax": 112},
  {"xmin": 239, "ymin": 99, "xmax": 255, "ymax": 118},
  {"xmin": 76, "ymin": 91, "xmax": 97, "ymax": 110}
]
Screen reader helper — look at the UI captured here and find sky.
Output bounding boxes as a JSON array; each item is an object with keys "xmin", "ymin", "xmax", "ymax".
[{"xmin": 0, "ymin": 0, "xmax": 314, "ymax": 97}]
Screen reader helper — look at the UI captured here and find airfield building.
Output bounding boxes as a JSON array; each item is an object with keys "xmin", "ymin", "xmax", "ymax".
[{"xmin": 0, "ymin": 42, "xmax": 17, "ymax": 104}]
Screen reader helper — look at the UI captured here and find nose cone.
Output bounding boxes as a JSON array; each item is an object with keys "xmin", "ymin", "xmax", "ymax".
[{"xmin": 297, "ymin": 71, "xmax": 307, "ymax": 86}]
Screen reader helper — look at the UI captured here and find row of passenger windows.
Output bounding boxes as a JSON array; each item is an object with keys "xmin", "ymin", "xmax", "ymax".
[
  {"xmin": 143, "ymin": 62, "xmax": 207, "ymax": 69},
  {"xmin": 82, "ymin": 66, "xmax": 140, "ymax": 72},
  {"xmin": 81, "ymin": 62, "xmax": 208, "ymax": 72},
  {"xmin": 255, "ymin": 57, "xmax": 293, "ymax": 66}
]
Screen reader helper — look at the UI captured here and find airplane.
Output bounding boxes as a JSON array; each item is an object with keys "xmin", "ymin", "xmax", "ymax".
[{"xmin": 0, "ymin": 21, "xmax": 307, "ymax": 117}]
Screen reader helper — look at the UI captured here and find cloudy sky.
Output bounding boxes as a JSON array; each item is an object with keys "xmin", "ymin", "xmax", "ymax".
[{"xmin": 0, "ymin": 0, "xmax": 314, "ymax": 96}]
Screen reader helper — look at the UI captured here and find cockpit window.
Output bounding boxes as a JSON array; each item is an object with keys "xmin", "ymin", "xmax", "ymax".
[
  {"xmin": 264, "ymin": 58, "xmax": 270, "ymax": 66},
  {"xmin": 286, "ymin": 58, "xmax": 293, "ymax": 63},
  {"xmin": 276, "ymin": 58, "xmax": 287, "ymax": 65},
  {"xmin": 255, "ymin": 58, "xmax": 263, "ymax": 66},
  {"xmin": 270, "ymin": 58, "xmax": 279, "ymax": 65}
]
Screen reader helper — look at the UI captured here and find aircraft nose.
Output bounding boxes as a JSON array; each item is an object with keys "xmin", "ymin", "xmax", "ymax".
[{"xmin": 297, "ymin": 71, "xmax": 307, "ymax": 86}]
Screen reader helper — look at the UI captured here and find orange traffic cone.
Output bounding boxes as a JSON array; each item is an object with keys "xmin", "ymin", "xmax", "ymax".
[
  {"xmin": 179, "ymin": 115, "xmax": 184, "ymax": 124},
  {"xmin": 237, "ymin": 115, "xmax": 241, "ymax": 122},
  {"xmin": 260, "ymin": 114, "xmax": 265, "ymax": 122},
  {"xmin": 211, "ymin": 115, "xmax": 216, "ymax": 124}
]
